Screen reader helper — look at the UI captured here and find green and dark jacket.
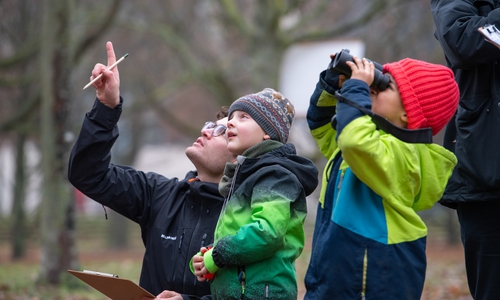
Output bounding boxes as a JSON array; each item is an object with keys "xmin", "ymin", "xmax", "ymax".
[
  {"xmin": 304, "ymin": 71, "xmax": 457, "ymax": 300},
  {"xmin": 199, "ymin": 140, "xmax": 318, "ymax": 300}
]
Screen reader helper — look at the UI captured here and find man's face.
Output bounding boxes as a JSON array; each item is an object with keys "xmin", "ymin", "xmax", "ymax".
[{"xmin": 185, "ymin": 117, "xmax": 236, "ymax": 180}]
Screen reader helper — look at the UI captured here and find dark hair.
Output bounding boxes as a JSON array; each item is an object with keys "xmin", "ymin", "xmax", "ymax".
[{"xmin": 216, "ymin": 106, "xmax": 229, "ymax": 120}]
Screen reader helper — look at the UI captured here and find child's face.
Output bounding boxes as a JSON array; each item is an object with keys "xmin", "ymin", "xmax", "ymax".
[
  {"xmin": 370, "ymin": 73, "xmax": 408, "ymax": 128},
  {"xmin": 226, "ymin": 110, "xmax": 270, "ymax": 155}
]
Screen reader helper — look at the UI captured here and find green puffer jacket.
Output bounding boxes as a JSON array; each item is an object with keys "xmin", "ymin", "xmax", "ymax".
[{"xmin": 202, "ymin": 140, "xmax": 318, "ymax": 300}]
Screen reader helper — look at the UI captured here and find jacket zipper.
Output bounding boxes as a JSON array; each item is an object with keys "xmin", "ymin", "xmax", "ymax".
[
  {"xmin": 332, "ymin": 169, "xmax": 345, "ymax": 221},
  {"xmin": 178, "ymin": 229, "xmax": 185, "ymax": 253},
  {"xmin": 200, "ymin": 233, "xmax": 207, "ymax": 248},
  {"xmin": 361, "ymin": 247, "xmax": 368, "ymax": 300},
  {"xmin": 213, "ymin": 159, "xmax": 243, "ymax": 298},
  {"xmin": 337, "ymin": 169, "xmax": 345, "ymax": 190},
  {"xmin": 215, "ymin": 159, "xmax": 242, "ymax": 241},
  {"xmin": 184, "ymin": 181, "xmax": 206, "ymax": 291},
  {"xmin": 193, "ymin": 233, "xmax": 208, "ymax": 286},
  {"xmin": 238, "ymin": 266, "xmax": 246, "ymax": 299}
]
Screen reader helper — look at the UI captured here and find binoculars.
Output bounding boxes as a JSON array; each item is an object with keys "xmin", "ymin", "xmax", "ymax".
[{"xmin": 327, "ymin": 49, "xmax": 390, "ymax": 91}]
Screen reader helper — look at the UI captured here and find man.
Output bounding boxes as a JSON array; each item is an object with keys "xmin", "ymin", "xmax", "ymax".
[
  {"xmin": 431, "ymin": 1, "xmax": 500, "ymax": 299},
  {"xmin": 68, "ymin": 41, "xmax": 236, "ymax": 299}
]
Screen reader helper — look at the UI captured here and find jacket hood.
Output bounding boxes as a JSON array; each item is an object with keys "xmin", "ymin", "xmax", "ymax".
[{"xmin": 236, "ymin": 143, "xmax": 319, "ymax": 196}]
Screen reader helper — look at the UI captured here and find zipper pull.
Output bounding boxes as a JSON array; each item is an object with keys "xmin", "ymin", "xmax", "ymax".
[
  {"xmin": 178, "ymin": 230, "xmax": 185, "ymax": 253},
  {"xmin": 238, "ymin": 269, "xmax": 246, "ymax": 296},
  {"xmin": 200, "ymin": 233, "xmax": 207, "ymax": 248},
  {"xmin": 337, "ymin": 170, "xmax": 345, "ymax": 189}
]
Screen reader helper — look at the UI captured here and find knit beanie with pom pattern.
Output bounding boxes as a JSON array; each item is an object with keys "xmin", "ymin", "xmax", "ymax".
[{"xmin": 228, "ymin": 88, "xmax": 295, "ymax": 143}]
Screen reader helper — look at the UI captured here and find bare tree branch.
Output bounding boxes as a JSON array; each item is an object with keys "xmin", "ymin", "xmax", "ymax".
[
  {"xmin": 0, "ymin": 38, "xmax": 39, "ymax": 69},
  {"xmin": 0, "ymin": 88, "xmax": 39, "ymax": 133},
  {"xmin": 290, "ymin": 0, "xmax": 406, "ymax": 44},
  {"xmin": 0, "ymin": 72, "xmax": 37, "ymax": 88},
  {"xmin": 74, "ymin": 0, "xmax": 121, "ymax": 63},
  {"xmin": 152, "ymin": 24, "xmax": 201, "ymax": 71},
  {"xmin": 216, "ymin": 0, "xmax": 252, "ymax": 36}
]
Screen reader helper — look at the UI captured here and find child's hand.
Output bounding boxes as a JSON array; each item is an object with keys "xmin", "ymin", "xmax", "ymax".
[
  {"xmin": 345, "ymin": 56, "xmax": 375, "ymax": 87},
  {"xmin": 193, "ymin": 247, "xmax": 209, "ymax": 282},
  {"xmin": 193, "ymin": 254, "xmax": 208, "ymax": 281}
]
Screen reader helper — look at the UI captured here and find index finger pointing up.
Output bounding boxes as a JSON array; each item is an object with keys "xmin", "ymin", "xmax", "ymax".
[{"xmin": 106, "ymin": 41, "xmax": 116, "ymax": 66}]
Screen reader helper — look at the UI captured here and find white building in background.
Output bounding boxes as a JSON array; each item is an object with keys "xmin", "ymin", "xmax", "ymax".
[
  {"xmin": 279, "ymin": 39, "xmax": 365, "ymax": 118},
  {"xmin": 0, "ymin": 140, "xmax": 42, "ymax": 216}
]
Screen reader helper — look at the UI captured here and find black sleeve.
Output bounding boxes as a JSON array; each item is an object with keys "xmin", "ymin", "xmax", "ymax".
[
  {"xmin": 431, "ymin": 0, "xmax": 500, "ymax": 69},
  {"xmin": 67, "ymin": 98, "xmax": 160, "ymax": 224},
  {"xmin": 181, "ymin": 294, "xmax": 213, "ymax": 300}
]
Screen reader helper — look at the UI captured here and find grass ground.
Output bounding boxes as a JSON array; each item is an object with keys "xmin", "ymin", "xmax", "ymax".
[{"xmin": 0, "ymin": 216, "xmax": 473, "ymax": 300}]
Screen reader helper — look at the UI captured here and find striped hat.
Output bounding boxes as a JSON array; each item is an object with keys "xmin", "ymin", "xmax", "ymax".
[
  {"xmin": 229, "ymin": 88, "xmax": 295, "ymax": 143},
  {"xmin": 383, "ymin": 58, "xmax": 459, "ymax": 136}
]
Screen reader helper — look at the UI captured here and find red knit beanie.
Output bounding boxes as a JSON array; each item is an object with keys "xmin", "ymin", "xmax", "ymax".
[{"xmin": 383, "ymin": 58, "xmax": 459, "ymax": 136}]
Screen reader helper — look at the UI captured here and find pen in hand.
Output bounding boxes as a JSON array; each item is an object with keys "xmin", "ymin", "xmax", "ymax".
[{"xmin": 82, "ymin": 53, "xmax": 129, "ymax": 90}]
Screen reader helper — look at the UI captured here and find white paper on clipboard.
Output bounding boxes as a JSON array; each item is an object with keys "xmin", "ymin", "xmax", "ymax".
[{"xmin": 478, "ymin": 24, "xmax": 500, "ymax": 48}]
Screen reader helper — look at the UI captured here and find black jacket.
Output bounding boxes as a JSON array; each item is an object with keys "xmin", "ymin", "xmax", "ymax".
[
  {"xmin": 68, "ymin": 99, "xmax": 220, "ymax": 299},
  {"xmin": 431, "ymin": 0, "xmax": 500, "ymax": 207}
]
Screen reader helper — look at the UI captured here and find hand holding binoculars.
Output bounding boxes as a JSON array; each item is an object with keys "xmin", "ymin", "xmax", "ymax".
[{"xmin": 328, "ymin": 49, "xmax": 390, "ymax": 91}]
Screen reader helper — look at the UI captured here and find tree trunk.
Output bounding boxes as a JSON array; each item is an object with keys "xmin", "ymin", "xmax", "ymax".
[
  {"xmin": 39, "ymin": 0, "xmax": 78, "ymax": 285},
  {"xmin": 11, "ymin": 133, "xmax": 27, "ymax": 259}
]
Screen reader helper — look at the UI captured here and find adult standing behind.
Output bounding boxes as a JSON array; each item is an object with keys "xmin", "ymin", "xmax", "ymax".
[
  {"xmin": 68, "ymin": 41, "xmax": 236, "ymax": 299},
  {"xmin": 431, "ymin": 1, "xmax": 500, "ymax": 299}
]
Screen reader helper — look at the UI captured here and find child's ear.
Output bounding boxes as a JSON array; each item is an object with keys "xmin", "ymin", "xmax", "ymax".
[
  {"xmin": 401, "ymin": 113, "xmax": 408, "ymax": 126},
  {"xmin": 263, "ymin": 134, "xmax": 271, "ymax": 140}
]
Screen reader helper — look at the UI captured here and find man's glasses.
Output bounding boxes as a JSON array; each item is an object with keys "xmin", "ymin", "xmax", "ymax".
[{"xmin": 201, "ymin": 121, "xmax": 227, "ymax": 137}]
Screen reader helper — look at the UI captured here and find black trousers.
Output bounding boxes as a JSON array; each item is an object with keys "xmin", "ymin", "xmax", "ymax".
[{"xmin": 457, "ymin": 200, "xmax": 500, "ymax": 300}]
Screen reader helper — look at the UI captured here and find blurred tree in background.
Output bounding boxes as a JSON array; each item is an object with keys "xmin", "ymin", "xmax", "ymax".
[
  {"xmin": 1, "ymin": 0, "xmax": 121, "ymax": 285},
  {"xmin": 0, "ymin": 0, "xmax": 457, "ymax": 289}
]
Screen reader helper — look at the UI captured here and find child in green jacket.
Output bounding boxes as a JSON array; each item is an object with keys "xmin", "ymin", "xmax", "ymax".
[{"xmin": 192, "ymin": 88, "xmax": 318, "ymax": 300}]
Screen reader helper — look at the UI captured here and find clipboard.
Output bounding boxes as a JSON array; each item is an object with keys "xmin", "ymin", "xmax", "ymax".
[
  {"xmin": 478, "ymin": 24, "xmax": 500, "ymax": 49},
  {"xmin": 68, "ymin": 269, "xmax": 155, "ymax": 300}
]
